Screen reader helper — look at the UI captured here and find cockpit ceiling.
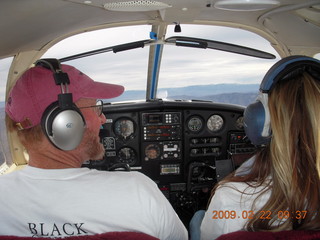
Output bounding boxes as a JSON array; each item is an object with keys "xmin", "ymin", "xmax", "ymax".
[
  {"xmin": 0, "ymin": 0, "xmax": 157, "ymax": 58},
  {"xmin": 0, "ymin": 0, "xmax": 319, "ymax": 58}
]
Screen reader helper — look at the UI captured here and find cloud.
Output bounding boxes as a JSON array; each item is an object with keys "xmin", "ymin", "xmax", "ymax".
[
  {"xmin": 44, "ymin": 25, "xmax": 151, "ymax": 58},
  {"xmin": 158, "ymin": 45, "xmax": 277, "ymax": 88}
]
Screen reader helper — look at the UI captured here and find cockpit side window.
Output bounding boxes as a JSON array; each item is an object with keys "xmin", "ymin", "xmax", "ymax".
[{"xmin": 0, "ymin": 57, "xmax": 14, "ymax": 173}]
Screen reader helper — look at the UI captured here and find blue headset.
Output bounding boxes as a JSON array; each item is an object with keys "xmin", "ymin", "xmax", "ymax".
[{"xmin": 244, "ymin": 55, "xmax": 320, "ymax": 146}]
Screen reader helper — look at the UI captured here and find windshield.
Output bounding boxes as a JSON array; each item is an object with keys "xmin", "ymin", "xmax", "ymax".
[{"xmin": 44, "ymin": 24, "xmax": 280, "ymax": 106}]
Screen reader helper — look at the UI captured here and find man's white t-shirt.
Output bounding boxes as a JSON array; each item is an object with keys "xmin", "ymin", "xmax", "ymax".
[{"xmin": 0, "ymin": 166, "xmax": 188, "ymax": 239}]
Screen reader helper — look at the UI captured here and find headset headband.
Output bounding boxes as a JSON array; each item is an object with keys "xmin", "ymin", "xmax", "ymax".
[
  {"xmin": 35, "ymin": 58, "xmax": 74, "ymax": 110},
  {"xmin": 260, "ymin": 56, "xmax": 320, "ymax": 93}
]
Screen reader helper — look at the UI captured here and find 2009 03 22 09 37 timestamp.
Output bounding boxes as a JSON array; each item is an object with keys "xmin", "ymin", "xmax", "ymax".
[{"xmin": 212, "ymin": 210, "xmax": 308, "ymax": 220}]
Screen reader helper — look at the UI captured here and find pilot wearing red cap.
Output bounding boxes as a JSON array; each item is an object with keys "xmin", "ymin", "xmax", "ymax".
[{"xmin": 1, "ymin": 61, "xmax": 188, "ymax": 240}]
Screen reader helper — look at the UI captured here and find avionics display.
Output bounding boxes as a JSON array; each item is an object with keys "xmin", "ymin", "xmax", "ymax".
[{"xmin": 142, "ymin": 112, "xmax": 181, "ymax": 141}]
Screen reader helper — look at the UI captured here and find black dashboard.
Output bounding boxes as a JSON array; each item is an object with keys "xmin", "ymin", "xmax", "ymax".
[{"xmin": 82, "ymin": 100, "xmax": 256, "ymax": 226}]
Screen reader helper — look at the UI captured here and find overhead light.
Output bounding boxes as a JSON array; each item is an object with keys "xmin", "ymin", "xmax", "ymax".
[
  {"xmin": 174, "ymin": 22, "xmax": 181, "ymax": 32},
  {"xmin": 214, "ymin": 0, "xmax": 280, "ymax": 11},
  {"xmin": 104, "ymin": 1, "xmax": 172, "ymax": 12}
]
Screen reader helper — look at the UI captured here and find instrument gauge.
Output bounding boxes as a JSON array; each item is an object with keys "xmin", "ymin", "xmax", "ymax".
[
  {"xmin": 187, "ymin": 116, "xmax": 203, "ymax": 132},
  {"xmin": 114, "ymin": 118, "xmax": 134, "ymax": 139},
  {"xmin": 236, "ymin": 116, "xmax": 244, "ymax": 130},
  {"xmin": 118, "ymin": 147, "xmax": 136, "ymax": 165},
  {"xmin": 145, "ymin": 144, "xmax": 161, "ymax": 160},
  {"xmin": 207, "ymin": 114, "xmax": 224, "ymax": 132}
]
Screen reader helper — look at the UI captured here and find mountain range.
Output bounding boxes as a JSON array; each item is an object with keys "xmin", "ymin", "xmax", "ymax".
[{"xmin": 112, "ymin": 83, "xmax": 260, "ymax": 106}]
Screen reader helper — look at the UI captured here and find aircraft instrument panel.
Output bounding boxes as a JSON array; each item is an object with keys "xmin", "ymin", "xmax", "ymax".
[{"xmin": 82, "ymin": 100, "xmax": 256, "ymax": 226}]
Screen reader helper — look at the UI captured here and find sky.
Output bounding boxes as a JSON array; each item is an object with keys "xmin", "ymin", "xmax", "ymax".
[
  {"xmin": 0, "ymin": 57, "xmax": 13, "ymax": 102},
  {"xmin": 0, "ymin": 24, "xmax": 283, "ymax": 102}
]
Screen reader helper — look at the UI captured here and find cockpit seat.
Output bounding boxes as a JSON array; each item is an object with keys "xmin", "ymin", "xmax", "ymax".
[
  {"xmin": 0, "ymin": 232, "xmax": 159, "ymax": 240},
  {"xmin": 216, "ymin": 230, "xmax": 320, "ymax": 240}
]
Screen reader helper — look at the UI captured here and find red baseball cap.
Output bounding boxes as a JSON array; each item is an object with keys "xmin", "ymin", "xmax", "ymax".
[{"xmin": 5, "ymin": 64, "xmax": 124, "ymax": 129}]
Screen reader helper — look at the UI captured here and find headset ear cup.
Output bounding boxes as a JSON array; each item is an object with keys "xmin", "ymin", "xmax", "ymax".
[
  {"xmin": 244, "ymin": 100, "xmax": 270, "ymax": 145},
  {"xmin": 41, "ymin": 101, "xmax": 59, "ymax": 139},
  {"xmin": 41, "ymin": 102, "xmax": 86, "ymax": 151}
]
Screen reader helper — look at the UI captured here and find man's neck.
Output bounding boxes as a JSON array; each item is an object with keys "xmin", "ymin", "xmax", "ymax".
[{"xmin": 27, "ymin": 147, "xmax": 85, "ymax": 169}]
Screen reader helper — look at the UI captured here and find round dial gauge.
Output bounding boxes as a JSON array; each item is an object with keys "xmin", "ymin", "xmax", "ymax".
[
  {"xmin": 145, "ymin": 144, "xmax": 160, "ymax": 160},
  {"xmin": 236, "ymin": 116, "xmax": 244, "ymax": 130},
  {"xmin": 187, "ymin": 116, "xmax": 203, "ymax": 132},
  {"xmin": 207, "ymin": 114, "xmax": 224, "ymax": 132},
  {"xmin": 114, "ymin": 118, "xmax": 134, "ymax": 139},
  {"xmin": 118, "ymin": 147, "xmax": 136, "ymax": 165}
]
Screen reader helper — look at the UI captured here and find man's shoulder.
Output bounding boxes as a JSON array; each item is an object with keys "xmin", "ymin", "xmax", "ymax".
[
  {"xmin": 88, "ymin": 168, "xmax": 148, "ymax": 178},
  {"xmin": 88, "ymin": 168, "xmax": 156, "ymax": 185}
]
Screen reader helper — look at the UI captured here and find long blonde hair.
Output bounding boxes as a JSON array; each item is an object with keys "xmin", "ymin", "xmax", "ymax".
[
  {"xmin": 214, "ymin": 72, "xmax": 320, "ymax": 231},
  {"xmin": 260, "ymin": 72, "xmax": 320, "ymax": 231}
]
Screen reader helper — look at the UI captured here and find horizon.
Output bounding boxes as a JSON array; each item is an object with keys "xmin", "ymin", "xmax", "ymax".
[{"xmin": 0, "ymin": 82, "xmax": 260, "ymax": 107}]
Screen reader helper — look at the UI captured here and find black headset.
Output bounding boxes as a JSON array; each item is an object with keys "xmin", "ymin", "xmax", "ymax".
[
  {"xmin": 243, "ymin": 55, "xmax": 320, "ymax": 146},
  {"xmin": 36, "ymin": 59, "xmax": 86, "ymax": 151}
]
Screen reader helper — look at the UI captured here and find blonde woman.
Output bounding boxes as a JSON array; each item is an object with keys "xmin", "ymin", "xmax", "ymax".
[{"xmin": 196, "ymin": 56, "xmax": 320, "ymax": 240}]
